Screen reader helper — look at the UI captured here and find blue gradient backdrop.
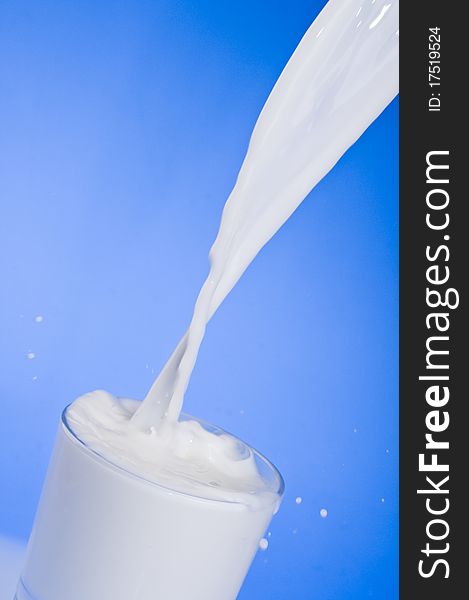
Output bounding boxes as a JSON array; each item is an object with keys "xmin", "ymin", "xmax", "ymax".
[{"xmin": 0, "ymin": 1, "xmax": 398, "ymax": 598}]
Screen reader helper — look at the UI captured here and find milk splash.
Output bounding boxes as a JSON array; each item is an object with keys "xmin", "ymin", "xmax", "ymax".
[{"xmin": 132, "ymin": 0, "xmax": 399, "ymax": 431}]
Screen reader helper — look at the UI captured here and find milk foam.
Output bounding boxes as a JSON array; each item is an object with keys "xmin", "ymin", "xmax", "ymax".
[{"xmin": 67, "ymin": 390, "xmax": 280, "ymax": 507}]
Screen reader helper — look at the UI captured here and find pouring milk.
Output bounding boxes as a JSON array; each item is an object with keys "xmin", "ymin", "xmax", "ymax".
[
  {"xmin": 18, "ymin": 2, "xmax": 399, "ymax": 599},
  {"xmin": 132, "ymin": 0, "xmax": 399, "ymax": 431}
]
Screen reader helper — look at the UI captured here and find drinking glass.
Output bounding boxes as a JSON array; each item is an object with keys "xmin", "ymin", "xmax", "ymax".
[{"xmin": 16, "ymin": 406, "xmax": 283, "ymax": 600}]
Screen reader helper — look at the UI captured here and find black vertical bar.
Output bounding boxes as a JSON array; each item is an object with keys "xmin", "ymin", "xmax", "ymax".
[{"xmin": 400, "ymin": 2, "xmax": 463, "ymax": 598}]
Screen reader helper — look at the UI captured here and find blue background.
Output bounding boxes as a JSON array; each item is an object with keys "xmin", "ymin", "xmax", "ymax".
[{"xmin": 0, "ymin": 1, "xmax": 398, "ymax": 598}]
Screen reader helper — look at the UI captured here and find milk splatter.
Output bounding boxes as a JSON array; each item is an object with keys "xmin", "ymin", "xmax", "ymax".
[{"xmin": 259, "ymin": 538, "xmax": 269, "ymax": 551}]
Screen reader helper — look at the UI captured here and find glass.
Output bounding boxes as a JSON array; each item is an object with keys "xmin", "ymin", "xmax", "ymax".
[{"xmin": 16, "ymin": 406, "xmax": 283, "ymax": 600}]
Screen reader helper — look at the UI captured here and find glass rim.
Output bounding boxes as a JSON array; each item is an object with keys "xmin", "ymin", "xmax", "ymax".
[{"xmin": 61, "ymin": 404, "xmax": 285, "ymax": 505}]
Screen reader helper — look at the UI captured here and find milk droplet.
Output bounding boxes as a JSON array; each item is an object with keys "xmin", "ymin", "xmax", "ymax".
[
  {"xmin": 26, "ymin": 352, "xmax": 35, "ymax": 360},
  {"xmin": 320, "ymin": 508, "xmax": 328, "ymax": 518},
  {"xmin": 380, "ymin": 497, "xmax": 385, "ymax": 503},
  {"xmin": 35, "ymin": 315, "xmax": 44, "ymax": 323},
  {"xmin": 295, "ymin": 496, "xmax": 302, "ymax": 505},
  {"xmin": 259, "ymin": 538, "xmax": 269, "ymax": 551}
]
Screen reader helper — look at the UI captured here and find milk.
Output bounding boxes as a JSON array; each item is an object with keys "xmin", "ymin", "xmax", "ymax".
[
  {"xmin": 17, "ymin": 0, "xmax": 399, "ymax": 598},
  {"xmin": 66, "ymin": 391, "xmax": 279, "ymax": 506},
  {"xmin": 132, "ymin": 0, "xmax": 399, "ymax": 429},
  {"xmin": 17, "ymin": 395, "xmax": 282, "ymax": 600}
]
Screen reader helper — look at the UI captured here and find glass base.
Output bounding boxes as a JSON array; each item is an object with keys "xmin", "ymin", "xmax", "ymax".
[{"xmin": 15, "ymin": 578, "xmax": 34, "ymax": 600}]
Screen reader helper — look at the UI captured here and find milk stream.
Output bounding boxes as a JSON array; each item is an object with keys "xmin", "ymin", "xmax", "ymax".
[{"xmin": 132, "ymin": 0, "xmax": 399, "ymax": 430}]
